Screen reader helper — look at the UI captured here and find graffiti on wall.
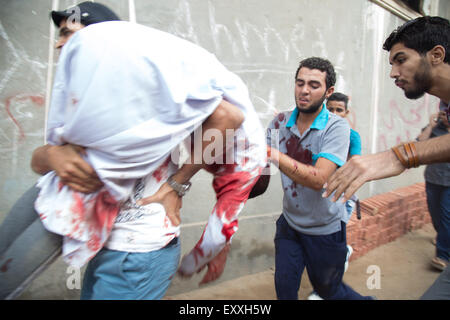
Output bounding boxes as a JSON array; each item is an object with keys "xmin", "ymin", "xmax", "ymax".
[
  {"xmin": 376, "ymin": 95, "xmax": 440, "ymax": 152},
  {"xmin": 0, "ymin": 94, "xmax": 45, "ymax": 161},
  {"xmin": 3, "ymin": 94, "xmax": 45, "ymax": 140}
]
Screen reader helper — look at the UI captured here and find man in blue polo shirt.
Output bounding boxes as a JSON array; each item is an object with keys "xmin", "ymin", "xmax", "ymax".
[
  {"xmin": 267, "ymin": 57, "xmax": 371, "ymax": 300},
  {"xmin": 325, "ymin": 92, "xmax": 362, "ymax": 224}
]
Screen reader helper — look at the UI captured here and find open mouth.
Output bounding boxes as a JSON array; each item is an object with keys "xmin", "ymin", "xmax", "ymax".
[{"xmin": 395, "ymin": 80, "xmax": 406, "ymax": 89}]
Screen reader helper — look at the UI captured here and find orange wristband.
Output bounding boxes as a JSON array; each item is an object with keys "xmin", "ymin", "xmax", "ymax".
[
  {"xmin": 391, "ymin": 142, "xmax": 419, "ymax": 169},
  {"xmin": 392, "ymin": 145, "xmax": 409, "ymax": 168},
  {"xmin": 408, "ymin": 142, "xmax": 419, "ymax": 167}
]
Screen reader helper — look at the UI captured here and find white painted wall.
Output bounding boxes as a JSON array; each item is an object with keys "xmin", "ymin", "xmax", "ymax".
[{"xmin": 0, "ymin": 0, "xmax": 447, "ymax": 299}]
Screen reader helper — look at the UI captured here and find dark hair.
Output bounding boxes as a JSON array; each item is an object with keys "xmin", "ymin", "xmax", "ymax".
[
  {"xmin": 327, "ymin": 92, "xmax": 349, "ymax": 110},
  {"xmin": 295, "ymin": 57, "xmax": 336, "ymax": 89},
  {"xmin": 383, "ymin": 16, "xmax": 450, "ymax": 64}
]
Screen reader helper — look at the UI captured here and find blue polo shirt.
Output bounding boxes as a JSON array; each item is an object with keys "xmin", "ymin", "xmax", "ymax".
[
  {"xmin": 267, "ymin": 104, "xmax": 350, "ymax": 235},
  {"xmin": 349, "ymin": 129, "xmax": 362, "ymax": 157}
]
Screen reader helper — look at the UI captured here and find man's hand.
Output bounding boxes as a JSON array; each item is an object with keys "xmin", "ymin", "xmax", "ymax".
[
  {"xmin": 199, "ymin": 243, "xmax": 230, "ymax": 285},
  {"xmin": 429, "ymin": 112, "xmax": 440, "ymax": 128},
  {"xmin": 32, "ymin": 144, "xmax": 103, "ymax": 193},
  {"xmin": 137, "ymin": 182, "xmax": 182, "ymax": 226},
  {"xmin": 177, "ymin": 244, "xmax": 231, "ymax": 285},
  {"xmin": 323, "ymin": 150, "xmax": 405, "ymax": 202}
]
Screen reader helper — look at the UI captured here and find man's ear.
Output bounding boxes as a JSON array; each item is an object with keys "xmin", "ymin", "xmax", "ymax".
[
  {"xmin": 325, "ymin": 86, "xmax": 335, "ymax": 99},
  {"xmin": 428, "ymin": 45, "xmax": 446, "ymax": 65}
]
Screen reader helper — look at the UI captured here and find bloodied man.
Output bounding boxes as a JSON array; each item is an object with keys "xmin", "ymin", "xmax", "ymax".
[
  {"xmin": 0, "ymin": 2, "xmax": 266, "ymax": 300},
  {"xmin": 266, "ymin": 57, "xmax": 372, "ymax": 300}
]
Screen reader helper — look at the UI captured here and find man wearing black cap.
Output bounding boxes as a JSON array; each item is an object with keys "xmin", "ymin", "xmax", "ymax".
[
  {"xmin": 0, "ymin": 2, "xmax": 266, "ymax": 300},
  {"xmin": 51, "ymin": 1, "xmax": 120, "ymax": 49},
  {"xmin": 0, "ymin": 1, "xmax": 123, "ymax": 300},
  {"xmin": 30, "ymin": 2, "xmax": 121, "ymax": 195},
  {"xmin": 51, "ymin": 1, "xmax": 120, "ymax": 27}
]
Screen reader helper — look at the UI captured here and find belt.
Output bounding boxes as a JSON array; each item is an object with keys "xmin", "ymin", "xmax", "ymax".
[{"xmin": 166, "ymin": 237, "xmax": 179, "ymax": 247}]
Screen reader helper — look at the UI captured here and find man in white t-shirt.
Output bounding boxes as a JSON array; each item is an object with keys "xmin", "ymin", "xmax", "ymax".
[{"xmin": 0, "ymin": 2, "xmax": 265, "ymax": 300}]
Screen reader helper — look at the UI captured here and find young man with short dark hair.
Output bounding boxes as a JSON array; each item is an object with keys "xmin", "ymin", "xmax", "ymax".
[
  {"xmin": 325, "ymin": 16, "xmax": 450, "ymax": 202},
  {"xmin": 324, "ymin": 16, "xmax": 450, "ymax": 300},
  {"xmin": 267, "ymin": 57, "xmax": 371, "ymax": 300},
  {"xmin": 326, "ymin": 92, "xmax": 362, "ymax": 160}
]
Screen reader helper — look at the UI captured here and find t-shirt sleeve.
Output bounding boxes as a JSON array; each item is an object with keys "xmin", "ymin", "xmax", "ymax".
[
  {"xmin": 314, "ymin": 119, "xmax": 350, "ymax": 167},
  {"xmin": 349, "ymin": 129, "xmax": 362, "ymax": 156}
]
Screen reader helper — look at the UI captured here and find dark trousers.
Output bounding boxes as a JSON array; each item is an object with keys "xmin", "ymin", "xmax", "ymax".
[
  {"xmin": 274, "ymin": 214, "xmax": 370, "ymax": 300},
  {"xmin": 421, "ymin": 265, "xmax": 450, "ymax": 300},
  {"xmin": 425, "ymin": 182, "xmax": 450, "ymax": 261}
]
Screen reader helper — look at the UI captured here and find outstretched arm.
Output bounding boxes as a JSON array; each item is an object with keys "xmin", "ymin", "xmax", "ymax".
[{"xmin": 323, "ymin": 134, "xmax": 450, "ymax": 202}]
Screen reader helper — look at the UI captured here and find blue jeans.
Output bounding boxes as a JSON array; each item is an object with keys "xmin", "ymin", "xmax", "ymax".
[
  {"xmin": 81, "ymin": 239, "xmax": 180, "ymax": 300},
  {"xmin": 274, "ymin": 214, "xmax": 371, "ymax": 300},
  {"xmin": 425, "ymin": 182, "xmax": 450, "ymax": 261}
]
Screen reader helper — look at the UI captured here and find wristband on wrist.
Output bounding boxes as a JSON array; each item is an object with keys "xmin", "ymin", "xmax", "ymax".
[{"xmin": 391, "ymin": 142, "xmax": 419, "ymax": 169}]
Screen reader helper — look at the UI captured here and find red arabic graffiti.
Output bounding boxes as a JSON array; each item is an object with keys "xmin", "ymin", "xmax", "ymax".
[
  {"xmin": 4, "ymin": 94, "xmax": 45, "ymax": 141},
  {"xmin": 376, "ymin": 96, "xmax": 440, "ymax": 151}
]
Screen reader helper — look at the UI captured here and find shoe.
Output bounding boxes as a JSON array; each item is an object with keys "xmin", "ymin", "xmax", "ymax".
[
  {"xmin": 431, "ymin": 257, "xmax": 448, "ymax": 271},
  {"xmin": 344, "ymin": 245, "xmax": 353, "ymax": 272},
  {"xmin": 307, "ymin": 291, "xmax": 323, "ymax": 300}
]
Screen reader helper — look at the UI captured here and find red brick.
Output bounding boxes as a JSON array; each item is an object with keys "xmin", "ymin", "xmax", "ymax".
[{"xmin": 351, "ymin": 183, "xmax": 430, "ymax": 260}]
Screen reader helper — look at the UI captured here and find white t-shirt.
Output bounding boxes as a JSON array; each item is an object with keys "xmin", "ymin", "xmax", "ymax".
[
  {"xmin": 36, "ymin": 21, "xmax": 265, "ymax": 266},
  {"xmin": 105, "ymin": 157, "xmax": 179, "ymax": 252}
]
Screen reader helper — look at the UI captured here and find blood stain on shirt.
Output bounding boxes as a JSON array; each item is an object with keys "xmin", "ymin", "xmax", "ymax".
[
  {"xmin": 152, "ymin": 157, "xmax": 171, "ymax": 182},
  {"xmin": 285, "ymin": 136, "xmax": 312, "ymax": 165}
]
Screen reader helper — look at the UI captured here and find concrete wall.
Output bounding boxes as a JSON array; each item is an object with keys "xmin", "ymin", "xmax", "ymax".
[{"xmin": 0, "ymin": 0, "xmax": 448, "ymax": 299}]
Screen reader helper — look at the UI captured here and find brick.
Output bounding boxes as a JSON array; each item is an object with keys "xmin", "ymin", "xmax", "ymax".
[
  {"xmin": 361, "ymin": 216, "xmax": 374, "ymax": 228},
  {"xmin": 351, "ymin": 183, "xmax": 430, "ymax": 260}
]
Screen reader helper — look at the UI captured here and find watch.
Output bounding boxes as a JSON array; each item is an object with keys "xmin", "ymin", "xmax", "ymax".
[{"xmin": 167, "ymin": 175, "xmax": 192, "ymax": 197}]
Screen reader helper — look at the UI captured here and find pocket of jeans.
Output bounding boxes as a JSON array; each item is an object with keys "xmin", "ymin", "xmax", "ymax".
[
  {"xmin": 164, "ymin": 242, "xmax": 181, "ymax": 280},
  {"xmin": 120, "ymin": 252, "xmax": 154, "ymax": 289}
]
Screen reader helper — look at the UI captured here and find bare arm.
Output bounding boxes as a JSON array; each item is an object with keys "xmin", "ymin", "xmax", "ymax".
[
  {"xmin": 166, "ymin": 99, "xmax": 244, "ymax": 185},
  {"xmin": 323, "ymin": 134, "xmax": 450, "ymax": 202},
  {"xmin": 416, "ymin": 113, "xmax": 439, "ymax": 142},
  {"xmin": 415, "ymin": 134, "xmax": 450, "ymax": 163},
  {"xmin": 269, "ymin": 146, "xmax": 337, "ymax": 191},
  {"xmin": 31, "ymin": 144, "xmax": 103, "ymax": 193},
  {"xmin": 137, "ymin": 99, "xmax": 244, "ymax": 225}
]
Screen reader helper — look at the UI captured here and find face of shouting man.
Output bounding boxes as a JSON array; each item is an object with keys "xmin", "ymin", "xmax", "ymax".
[
  {"xmin": 294, "ymin": 67, "xmax": 334, "ymax": 114},
  {"xmin": 389, "ymin": 42, "xmax": 433, "ymax": 100}
]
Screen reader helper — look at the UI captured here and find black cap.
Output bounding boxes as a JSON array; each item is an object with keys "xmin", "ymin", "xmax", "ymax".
[{"xmin": 51, "ymin": 1, "xmax": 120, "ymax": 27}]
